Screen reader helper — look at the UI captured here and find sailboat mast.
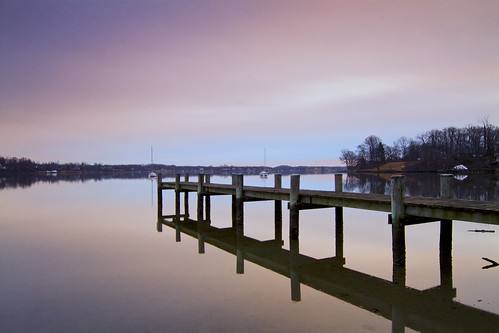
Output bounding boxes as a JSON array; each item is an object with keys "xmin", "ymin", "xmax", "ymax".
[{"xmin": 264, "ymin": 148, "xmax": 266, "ymax": 169}]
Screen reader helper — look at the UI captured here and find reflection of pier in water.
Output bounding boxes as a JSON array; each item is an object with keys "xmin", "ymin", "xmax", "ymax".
[{"xmin": 156, "ymin": 173, "xmax": 499, "ymax": 332}]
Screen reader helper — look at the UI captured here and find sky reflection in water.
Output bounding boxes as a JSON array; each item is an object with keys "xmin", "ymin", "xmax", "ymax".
[{"xmin": 0, "ymin": 176, "xmax": 497, "ymax": 332}]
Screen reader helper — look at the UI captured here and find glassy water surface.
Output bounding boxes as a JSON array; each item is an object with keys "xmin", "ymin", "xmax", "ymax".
[{"xmin": 0, "ymin": 174, "xmax": 497, "ymax": 332}]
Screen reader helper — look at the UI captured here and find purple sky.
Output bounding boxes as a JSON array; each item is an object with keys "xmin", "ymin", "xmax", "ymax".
[{"xmin": 1, "ymin": 0, "xmax": 498, "ymax": 166}]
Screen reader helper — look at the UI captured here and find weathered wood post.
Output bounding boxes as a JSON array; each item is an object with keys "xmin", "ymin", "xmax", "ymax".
[
  {"xmin": 197, "ymin": 174, "xmax": 204, "ymax": 221},
  {"xmin": 274, "ymin": 173, "xmax": 282, "ymax": 242},
  {"xmin": 289, "ymin": 174, "xmax": 300, "ymax": 240},
  {"xmin": 205, "ymin": 174, "xmax": 211, "ymax": 224},
  {"xmin": 391, "ymin": 177, "xmax": 407, "ymax": 333},
  {"xmin": 440, "ymin": 174, "xmax": 453, "ymax": 289},
  {"xmin": 231, "ymin": 174, "xmax": 237, "ymax": 228},
  {"xmin": 157, "ymin": 173, "xmax": 163, "ymax": 221},
  {"xmin": 235, "ymin": 174, "xmax": 244, "ymax": 226},
  {"xmin": 391, "ymin": 175, "xmax": 406, "ymax": 267},
  {"xmin": 334, "ymin": 173, "xmax": 344, "ymax": 259},
  {"xmin": 235, "ymin": 173, "xmax": 245, "ymax": 274},
  {"xmin": 175, "ymin": 174, "xmax": 181, "ymax": 222},
  {"xmin": 184, "ymin": 173, "xmax": 189, "ymax": 218}
]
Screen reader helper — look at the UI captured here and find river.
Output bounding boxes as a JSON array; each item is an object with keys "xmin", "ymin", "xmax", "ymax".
[{"xmin": 0, "ymin": 173, "xmax": 497, "ymax": 332}]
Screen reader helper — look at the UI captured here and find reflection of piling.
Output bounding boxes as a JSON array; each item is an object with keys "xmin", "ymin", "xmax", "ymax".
[
  {"xmin": 274, "ymin": 174, "xmax": 283, "ymax": 242},
  {"xmin": 289, "ymin": 239, "xmax": 301, "ymax": 302},
  {"xmin": 289, "ymin": 175, "xmax": 300, "ymax": 240},
  {"xmin": 440, "ymin": 174, "xmax": 453, "ymax": 289},
  {"xmin": 391, "ymin": 176, "xmax": 406, "ymax": 267},
  {"xmin": 335, "ymin": 173, "xmax": 344, "ymax": 259},
  {"xmin": 236, "ymin": 220, "xmax": 244, "ymax": 274},
  {"xmin": 392, "ymin": 263, "xmax": 407, "ymax": 333}
]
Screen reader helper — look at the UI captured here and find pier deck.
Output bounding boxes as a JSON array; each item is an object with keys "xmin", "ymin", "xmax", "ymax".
[{"xmin": 160, "ymin": 180, "xmax": 499, "ymax": 225}]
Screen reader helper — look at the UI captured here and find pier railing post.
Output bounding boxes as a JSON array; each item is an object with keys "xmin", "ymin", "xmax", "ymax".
[
  {"xmin": 334, "ymin": 173, "xmax": 344, "ymax": 260},
  {"xmin": 289, "ymin": 174, "xmax": 300, "ymax": 240},
  {"xmin": 274, "ymin": 174, "xmax": 282, "ymax": 242},
  {"xmin": 391, "ymin": 175, "xmax": 406, "ymax": 266}
]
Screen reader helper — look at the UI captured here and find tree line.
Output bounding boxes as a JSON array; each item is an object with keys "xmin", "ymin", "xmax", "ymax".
[
  {"xmin": 340, "ymin": 118, "xmax": 499, "ymax": 172},
  {"xmin": 0, "ymin": 157, "xmax": 154, "ymax": 174}
]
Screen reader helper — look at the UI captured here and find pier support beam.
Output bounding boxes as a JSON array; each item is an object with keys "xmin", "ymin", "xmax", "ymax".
[
  {"xmin": 391, "ymin": 175, "xmax": 406, "ymax": 267},
  {"xmin": 289, "ymin": 174, "xmax": 300, "ymax": 240},
  {"xmin": 274, "ymin": 174, "xmax": 283, "ymax": 242},
  {"xmin": 334, "ymin": 173, "xmax": 344, "ymax": 259}
]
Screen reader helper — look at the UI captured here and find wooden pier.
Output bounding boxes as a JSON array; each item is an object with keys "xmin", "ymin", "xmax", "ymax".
[
  {"xmin": 156, "ymin": 173, "xmax": 499, "ymax": 333},
  {"xmin": 157, "ymin": 173, "xmax": 498, "ymax": 268},
  {"xmin": 158, "ymin": 173, "xmax": 498, "ymax": 225}
]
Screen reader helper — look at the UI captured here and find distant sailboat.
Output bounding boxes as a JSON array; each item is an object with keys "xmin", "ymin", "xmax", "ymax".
[
  {"xmin": 148, "ymin": 146, "xmax": 157, "ymax": 179},
  {"xmin": 260, "ymin": 148, "xmax": 268, "ymax": 179}
]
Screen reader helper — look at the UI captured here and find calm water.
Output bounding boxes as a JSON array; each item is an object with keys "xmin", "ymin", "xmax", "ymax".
[{"xmin": 0, "ymin": 174, "xmax": 498, "ymax": 332}]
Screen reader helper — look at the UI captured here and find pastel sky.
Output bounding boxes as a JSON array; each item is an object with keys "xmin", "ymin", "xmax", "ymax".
[{"xmin": 1, "ymin": 0, "xmax": 498, "ymax": 166}]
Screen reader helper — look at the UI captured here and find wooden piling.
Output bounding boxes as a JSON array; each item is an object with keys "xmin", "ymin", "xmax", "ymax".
[
  {"xmin": 290, "ymin": 174, "xmax": 300, "ymax": 240},
  {"xmin": 334, "ymin": 173, "xmax": 344, "ymax": 259},
  {"xmin": 235, "ymin": 174, "xmax": 244, "ymax": 226},
  {"xmin": 157, "ymin": 173, "xmax": 163, "ymax": 221},
  {"xmin": 391, "ymin": 175, "xmax": 406, "ymax": 266},
  {"xmin": 184, "ymin": 173, "xmax": 189, "ymax": 217},
  {"xmin": 440, "ymin": 174, "xmax": 453, "ymax": 288},
  {"xmin": 205, "ymin": 174, "xmax": 211, "ymax": 223},
  {"xmin": 175, "ymin": 174, "xmax": 181, "ymax": 222},
  {"xmin": 274, "ymin": 174, "xmax": 282, "ymax": 242}
]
